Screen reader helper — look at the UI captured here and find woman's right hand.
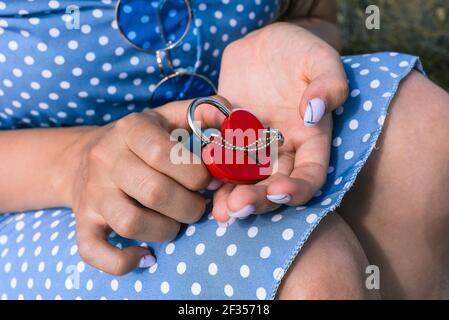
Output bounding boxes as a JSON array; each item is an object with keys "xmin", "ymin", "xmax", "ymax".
[{"xmin": 61, "ymin": 99, "xmax": 220, "ymax": 275}]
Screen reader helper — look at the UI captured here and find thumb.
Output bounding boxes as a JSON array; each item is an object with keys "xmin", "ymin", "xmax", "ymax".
[
  {"xmin": 299, "ymin": 55, "xmax": 349, "ymax": 127},
  {"xmin": 153, "ymin": 95, "xmax": 231, "ymax": 131}
]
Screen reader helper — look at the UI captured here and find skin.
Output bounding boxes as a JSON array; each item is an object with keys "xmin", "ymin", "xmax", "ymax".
[
  {"xmin": 276, "ymin": 213, "xmax": 379, "ymax": 300},
  {"xmin": 213, "ymin": 22, "xmax": 346, "ymax": 220},
  {"xmin": 0, "ymin": 1, "xmax": 347, "ymax": 277},
  {"xmin": 211, "ymin": 0, "xmax": 347, "ymax": 220},
  {"xmin": 212, "ymin": 1, "xmax": 449, "ymax": 299},
  {"xmin": 0, "ymin": 0, "xmax": 448, "ymax": 299},
  {"xmin": 339, "ymin": 71, "xmax": 449, "ymax": 299},
  {"xmin": 278, "ymin": 71, "xmax": 449, "ymax": 300},
  {"xmin": 0, "ymin": 99, "xmax": 218, "ymax": 275}
]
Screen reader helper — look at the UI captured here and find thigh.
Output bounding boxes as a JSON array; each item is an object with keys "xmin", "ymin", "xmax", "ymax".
[
  {"xmin": 276, "ymin": 212, "xmax": 378, "ymax": 300},
  {"xmin": 339, "ymin": 71, "xmax": 449, "ymax": 298}
]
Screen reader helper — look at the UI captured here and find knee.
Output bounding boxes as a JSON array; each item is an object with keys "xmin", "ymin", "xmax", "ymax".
[{"xmin": 276, "ymin": 213, "xmax": 378, "ymax": 300}]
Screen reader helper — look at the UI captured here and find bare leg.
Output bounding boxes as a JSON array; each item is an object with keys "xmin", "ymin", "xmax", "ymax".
[
  {"xmin": 339, "ymin": 71, "xmax": 449, "ymax": 299},
  {"xmin": 276, "ymin": 213, "xmax": 379, "ymax": 299}
]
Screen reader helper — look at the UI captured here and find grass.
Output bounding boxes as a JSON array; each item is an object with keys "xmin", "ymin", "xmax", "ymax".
[{"xmin": 339, "ymin": 0, "xmax": 449, "ymax": 89}]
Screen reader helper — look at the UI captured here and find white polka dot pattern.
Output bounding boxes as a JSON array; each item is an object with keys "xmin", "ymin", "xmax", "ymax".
[
  {"xmin": 0, "ymin": 1, "xmax": 424, "ymax": 300},
  {"xmin": 0, "ymin": 0, "xmax": 282, "ymax": 129}
]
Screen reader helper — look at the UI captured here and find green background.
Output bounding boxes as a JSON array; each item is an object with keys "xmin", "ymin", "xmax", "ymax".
[{"xmin": 339, "ymin": 0, "xmax": 449, "ymax": 89}]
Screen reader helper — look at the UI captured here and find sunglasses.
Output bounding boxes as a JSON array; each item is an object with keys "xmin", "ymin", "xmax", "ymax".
[{"xmin": 115, "ymin": 0, "xmax": 217, "ymax": 107}]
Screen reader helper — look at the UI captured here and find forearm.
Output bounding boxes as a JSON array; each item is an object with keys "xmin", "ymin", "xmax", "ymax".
[
  {"xmin": 0, "ymin": 126, "xmax": 92, "ymax": 213},
  {"xmin": 282, "ymin": 0, "xmax": 342, "ymax": 51}
]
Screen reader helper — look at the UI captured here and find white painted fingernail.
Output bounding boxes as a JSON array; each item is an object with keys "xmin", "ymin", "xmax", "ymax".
[
  {"xmin": 267, "ymin": 193, "xmax": 291, "ymax": 204},
  {"xmin": 217, "ymin": 217, "xmax": 236, "ymax": 228},
  {"xmin": 217, "ymin": 221, "xmax": 228, "ymax": 228},
  {"xmin": 304, "ymin": 98, "xmax": 326, "ymax": 127},
  {"xmin": 227, "ymin": 205, "xmax": 256, "ymax": 219},
  {"xmin": 138, "ymin": 254, "xmax": 156, "ymax": 268},
  {"xmin": 206, "ymin": 178, "xmax": 223, "ymax": 191}
]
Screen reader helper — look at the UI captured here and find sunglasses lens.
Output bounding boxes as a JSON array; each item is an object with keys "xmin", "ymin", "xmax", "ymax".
[
  {"xmin": 151, "ymin": 74, "xmax": 217, "ymax": 107},
  {"xmin": 117, "ymin": 0, "xmax": 190, "ymax": 51}
]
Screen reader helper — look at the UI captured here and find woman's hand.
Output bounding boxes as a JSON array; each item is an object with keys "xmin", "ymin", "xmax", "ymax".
[
  {"xmin": 62, "ymin": 100, "xmax": 218, "ymax": 275},
  {"xmin": 213, "ymin": 22, "xmax": 349, "ymax": 222}
]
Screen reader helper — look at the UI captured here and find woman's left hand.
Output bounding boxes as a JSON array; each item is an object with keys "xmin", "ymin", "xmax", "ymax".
[{"xmin": 212, "ymin": 22, "xmax": 349, "ymax": 222}]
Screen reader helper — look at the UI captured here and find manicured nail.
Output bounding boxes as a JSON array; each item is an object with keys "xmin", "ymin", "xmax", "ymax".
[
  {"xmin": 304, "ymin": 98, "xmax": 326, "ymax": 127},
  {"xmin": 138, "ymin": 254, "xmax": 156, "ymax": 268},
  {"xmin": 267, "ymin": 193, "xmax": 291, "ymax": 204},
  {"xmin": 217, "ymin": 217, "xmax": 236, "ymax": 228},
  {"xmin": 227, "ymin": 204, "xmax": 256, "ymax": 219},
  {"xmin": 206, "ymin": 178, "xmax": 223, "ymax": 191}
]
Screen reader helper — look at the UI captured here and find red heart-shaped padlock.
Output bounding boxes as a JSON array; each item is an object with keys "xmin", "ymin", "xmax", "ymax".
[{"xmin": 202, "ymin": 109, "xmax": 273, "ymax": 184}]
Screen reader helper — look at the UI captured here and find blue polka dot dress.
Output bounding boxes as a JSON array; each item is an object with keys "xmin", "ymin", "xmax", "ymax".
[{"xmin": 0, "ymin": 0, "xmax": 425, "ymax": 300}]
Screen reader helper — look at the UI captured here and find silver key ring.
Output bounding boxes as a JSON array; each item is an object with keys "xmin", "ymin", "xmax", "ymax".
[
  {"xmin": 187, "ymin": 97, "xmax": 285, "ymax": 150},
  {"xmin": 187, "ymin": 97, "xmax": 231, "ymax": 145}
]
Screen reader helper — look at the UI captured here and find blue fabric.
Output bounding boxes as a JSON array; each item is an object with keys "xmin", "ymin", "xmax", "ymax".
[{"xmin": 0, "ymin": 0, "xmax": 424, "ymax": 300}]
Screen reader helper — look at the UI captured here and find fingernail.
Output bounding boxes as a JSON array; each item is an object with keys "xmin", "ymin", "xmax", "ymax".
[
  {"xmin": 217, "ymin": 217, "xmax": 236, "ymax": 228},
  {"xmin": 227, "ymin": 204, "xmax": 256, "ymax": 219},
  {"xmin": 138, "ymin": 254, "xmax": 156, "ymax": 268},
  {"xmin": 206, "ymin": 178, "xmax": 223, "ymax": 191},
  {"xmin": 304, "ymin": 98, "xmax": 326, "ymax": 127},
  {"xmin": 267, "ymin": 193, "xmax": 291, "ymax": 204}
]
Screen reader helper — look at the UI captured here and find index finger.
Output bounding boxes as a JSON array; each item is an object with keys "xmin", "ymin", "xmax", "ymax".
[
  {"xmin": 76, "ymin": 214, "xmax": 155, "ymax": 276},
  {"xmin": 124, "ymin": 113, "xmax": 211, "ymax": 191}
]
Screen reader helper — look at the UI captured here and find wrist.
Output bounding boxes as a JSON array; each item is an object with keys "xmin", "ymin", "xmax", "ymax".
[{"xmin": 51, "ymin": 126, "xmax": 99, "ymax": 208}]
